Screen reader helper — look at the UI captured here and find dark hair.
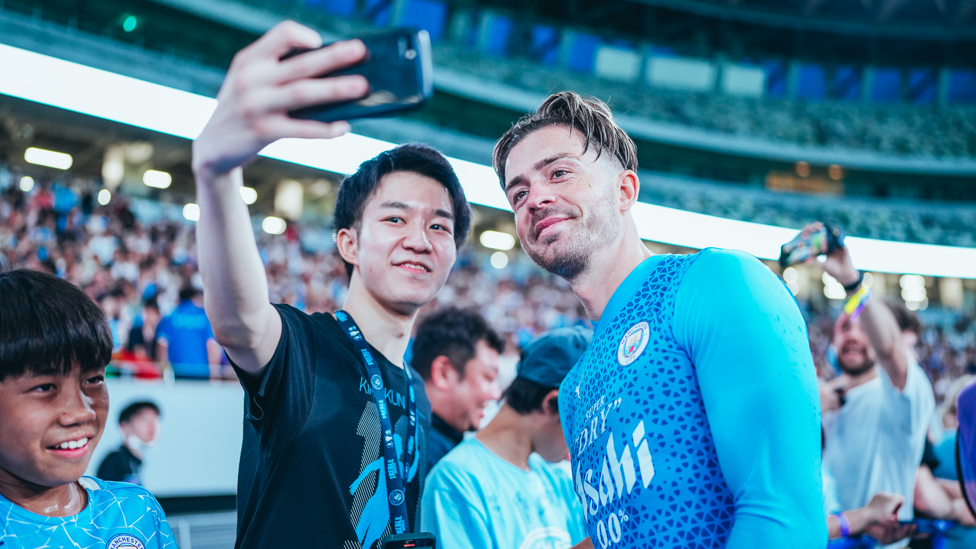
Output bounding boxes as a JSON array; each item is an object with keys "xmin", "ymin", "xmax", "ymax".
[
  {"xmin": 179, "ymin": 285, "xmax": 200, "ymax": 302},
  {"xmin": 332, "ymin": 144, "xmax": 471, "ymax": 279},
  {"xmin": 119, "ymin": 401, "xmax": 161, "ymax": 424},
  {"xmin": 493, "ymin": 91, "xmax": 638, "ymax": 188},
  {"xmin": 503, "ymin": 377, "xmax": 559, "ymax": 415},
  {"xmin": 411, "ymin": 307, "xmax": 504, "ymax": 381},
  {"xmin": 0, "ymin": 269, "xmax": 113, "ymax": 382},
  {"xmin": 886, "ymin": 299, "xmax": 923, "ymax": 337}
]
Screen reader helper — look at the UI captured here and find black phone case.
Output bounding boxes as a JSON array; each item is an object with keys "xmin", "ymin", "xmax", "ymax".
[
  {"xmin": 383, "ymin": 532, "xmax": 436, "ymax": 549},
  {"xmin": 286, "ymin": 28, "xmax": 433, "ymax": 123}
]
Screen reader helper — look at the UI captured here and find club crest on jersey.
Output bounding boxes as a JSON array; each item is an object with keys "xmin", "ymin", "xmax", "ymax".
[
  {"xmin": 618, "ymin": 321, "xmax": 650, "ymax": 366},
  {"xmin": 107, "ymin": 534, "xmax": 146, "ymax": 549}
]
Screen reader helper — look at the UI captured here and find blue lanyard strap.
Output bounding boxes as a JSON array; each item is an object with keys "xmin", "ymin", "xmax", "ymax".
[{"xmin": 335, "ymin": 310, "xmax": 417, "ymax": 535}]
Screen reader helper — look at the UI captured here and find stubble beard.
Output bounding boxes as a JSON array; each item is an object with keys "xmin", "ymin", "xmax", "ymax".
[
  {"xmin": 526, "ymin": 187, "xmax": 620, "ymax": 283},
  {"xmin": 838, "ymin": 355, "xmax": 875, "ymax": 377}
]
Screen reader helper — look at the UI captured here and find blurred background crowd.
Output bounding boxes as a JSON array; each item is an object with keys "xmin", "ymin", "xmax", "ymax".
[{"xmin": 2, "ymin": 0, "xmax": 976, "ymax": 546}]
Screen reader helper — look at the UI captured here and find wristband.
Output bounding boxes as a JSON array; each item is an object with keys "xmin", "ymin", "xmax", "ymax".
[
  {"xmin": 844, "ymin": 286, "xmax": 871, "ymax": 322},
  {"xmin": 834, "ymin": 512, "xmax": 851, "ymax": 538},
  {"xmin": 842, "ymin": 271, "xmax": 865, "ymax": 293}
]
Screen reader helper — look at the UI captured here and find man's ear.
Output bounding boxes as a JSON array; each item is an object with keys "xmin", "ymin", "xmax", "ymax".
[
  {"xmin": 542, "ymin": 389, "xmax": 560, "ymax": 417},
  {"xmin": 335, "ymin": 227, "xmax": 359, "ymax": 270},
  {"xmin": 430, "ymin": 355, "xmax": 459, "ymax": 391},
  {"xmin": 618, "ymin": 170, "xmax": 640, "ymax": 213}
]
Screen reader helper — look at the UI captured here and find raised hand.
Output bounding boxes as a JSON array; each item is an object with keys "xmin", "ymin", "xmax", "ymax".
[
  {"xmin": 192, "ymin": 21, "xmax": 368, "ymax": 181},
  {"xmin": 800, "ymin": 221, "xmax": 860, "ymax": 288},
  {"xmin": 862, "ymin": 492, "xmax": 915, "ymax": 544}
]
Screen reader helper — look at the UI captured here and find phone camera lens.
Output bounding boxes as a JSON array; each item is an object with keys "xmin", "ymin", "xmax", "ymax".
[{"xmin": 404, "ymin": 49, "xmax": 416, "ymax": 60}]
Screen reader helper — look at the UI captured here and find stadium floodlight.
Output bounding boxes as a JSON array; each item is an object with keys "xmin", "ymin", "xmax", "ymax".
[
  {"xmin": 479, "ymin": 230, "xmax": 516, "ymax": 251},
  {"xmin": 19, "ymin": 176, "xmax": 34, "ymax": 192},
  {"xmin": 2, "ymin": 42, "xmax": 975, "ymax": 278},
  {"xmin": 97, "ymin": 189, "xmax": 111, "ymax": 205},
  {"xmin": 183, "ymin": 203, "xmax": 200, "ymax": 222},
  {"xmin": 123, "ymin": 16, "xmax": 138, "ymax": 33},
  {"xmin": 25, "ymin": 147, "xmax": 72, "ymax": 170},
  {"xmin": 490, "ymin": 252, "xmax": 509, "ymax": 269},
  {"xmin": 262, "ymin": 216, "xmax": 287, "ymax": 235},
  {"xmin": 240, "ymin": 187, "xmax": 258, "ymax": 205},
  {"xmin": 143, "ymin": 169, "xmax": 172, "ymax": 189}
]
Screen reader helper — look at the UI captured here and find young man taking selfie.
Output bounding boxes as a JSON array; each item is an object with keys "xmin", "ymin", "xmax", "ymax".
[{"xmin": 192, "ymin": 21, "xmax": 470, "ymax": 549}]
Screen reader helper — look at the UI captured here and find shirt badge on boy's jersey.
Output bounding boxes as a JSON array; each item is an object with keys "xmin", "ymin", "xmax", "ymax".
[
  {"xmin": 618, "ymin": 321, "xmax": 650, "ymax": 366},
  {"xmin": 107, "ymin": 534, "xmax": 146, "ymax": 549}
]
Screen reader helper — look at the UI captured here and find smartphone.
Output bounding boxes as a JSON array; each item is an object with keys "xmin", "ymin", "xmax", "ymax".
[
  {"xmin": 383, "ymin": 532, "xmax": 436, "ymax": 548},
  {"xmin": 285, "ymin": 28, "xmax": 433, "ymax": 123},
  {"xmin": 779, "ymin": 223, "xmax": 845, "ymax": 268},
  {"xmin": 899, "ymin": 518, "xmax": 951, "ymax": 536}
]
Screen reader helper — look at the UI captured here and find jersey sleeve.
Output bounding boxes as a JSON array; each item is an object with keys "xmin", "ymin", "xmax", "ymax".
[
  {"xmin": 155, "ymin": 316, "xmax": 170, "ymax": 343},
  {"xmin": 420, "ymin": 466, "xmax": 494, "ymax": 549},
  {"xmin": 231, "ymin": 304, "xmax": 316, "ymax": 452},
  {"xmin": 150, "ymin": 498, "xmax": 179, "ymax": 549},
  {"xmin": 673, "ymin": 249, "xmax": 827, "ymax": 548}
]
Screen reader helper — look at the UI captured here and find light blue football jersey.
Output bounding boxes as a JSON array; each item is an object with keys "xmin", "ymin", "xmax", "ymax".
[
  {"xmin": 559, "ymin": 250, "xmax": 826, "ymax": 549},
  {"xmin": 0, "ymin": 476, "xmax": 177, "ymax": 549},
  {"xmin": 422, "ymin": 438, "xmax": 587, "ymax": 549}
]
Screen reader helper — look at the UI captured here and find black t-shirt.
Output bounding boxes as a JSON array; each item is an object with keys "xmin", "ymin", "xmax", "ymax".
[
  {"xmin": 428, "ymin": 413, "xmax": 463, "ymax": 472},
  {"xmin": 232, "ymin": 304, "xmax": 431, "ymax": 549},
  {"xmin": 96, "ymin": 445, "xmax": 142, "ymax": 485}
]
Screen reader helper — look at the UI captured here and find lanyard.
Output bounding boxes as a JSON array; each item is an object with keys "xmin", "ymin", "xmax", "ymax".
[{"xmin": 335, "ymin": 310, "xmax": 417, "ymax": 535}]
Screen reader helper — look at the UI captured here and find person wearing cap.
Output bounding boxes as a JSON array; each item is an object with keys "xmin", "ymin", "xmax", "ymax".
[{"xmin": 420, "ymin": 327, "xmax": 590, "ymax": 549}]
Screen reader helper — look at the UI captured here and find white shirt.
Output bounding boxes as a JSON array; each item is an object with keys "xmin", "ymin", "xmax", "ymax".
[{"xmin": 823, "ymin": 359, "xmax": 935, "ymax": 522}]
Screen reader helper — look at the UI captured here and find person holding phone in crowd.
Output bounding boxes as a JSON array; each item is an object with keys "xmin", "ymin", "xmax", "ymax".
[
  {"xmin": 191, "ymin": 22, "xmax": 469, "ymax": 548},
  {"xmin": 806, "ymin": 221, "xmax": 936, "ymax": 548},
  {"xmin": 492, "ymin": 92, "xmax": 826, "ymax": 548}
]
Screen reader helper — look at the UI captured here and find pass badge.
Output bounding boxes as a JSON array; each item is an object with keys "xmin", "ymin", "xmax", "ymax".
[{"xmin": 618, "ymin": 321, "xmax": 650, "ymax": 366}]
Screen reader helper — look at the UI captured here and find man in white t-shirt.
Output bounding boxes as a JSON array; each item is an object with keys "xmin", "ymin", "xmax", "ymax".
[{"xmin": 805, "ymin": 222, "xmax": 935, "ymax": 546}]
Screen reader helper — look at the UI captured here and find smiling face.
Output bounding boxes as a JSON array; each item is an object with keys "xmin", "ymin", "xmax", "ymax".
[
  {"xmin": 0, "ymin": 365, "xmax": 108, "ymax": 492},
  {"xmin": 833, "ymin": 314, "xmax": 877, "ymax": 377},
  {"xmin": 448, "ymin": 340, "xmax": 502, "ymax": 432},
  {"xmin": 339, "ymin": 171, "xmax": 458, "ymax": 314},
  {"xmin": 503, "ymin": 126, "xmax": 623, "ymax": 281}
]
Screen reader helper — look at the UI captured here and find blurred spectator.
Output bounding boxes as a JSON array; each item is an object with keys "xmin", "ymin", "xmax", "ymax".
[
  {"xmin": 420, "ymin": 328, "xmax": 590, "ymax": 548},
  {"xmin": 97, "ymin": 401, "xmax": 162, "ymax": 486},
  {"xmin": 411, "ymin": 307, "xmax": 505, "ymax": 470},
  {"xmin": 811, "ymin": 221, "xmax": 936, "ymax": 548},
  {"xmin": 156, "ymin": 286, "xmax": 221, "ymax": 379}
]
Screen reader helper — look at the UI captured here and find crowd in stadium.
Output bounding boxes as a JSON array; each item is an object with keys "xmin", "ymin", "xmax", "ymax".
[
  {"xmin": 440, "ymin": 44, "xmax": 976, "ymax": 160},
  {"xmin": 2, "ymin": 161, "xmax": 974, "ymax": 403},
  {"xmin": 644, "ymin": 176, "xmax": 976, "ymax": 248}
]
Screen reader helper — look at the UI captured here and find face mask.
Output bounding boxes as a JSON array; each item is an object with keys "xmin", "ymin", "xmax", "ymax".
[{"xmin": 125, "ymin": 434, "xmax": 156, "ymax": 457}]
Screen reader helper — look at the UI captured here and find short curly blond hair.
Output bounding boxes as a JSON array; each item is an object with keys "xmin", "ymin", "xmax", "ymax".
[{"xmin": 492, "ymin": 91, "xmax": 638, "ymax": 188}]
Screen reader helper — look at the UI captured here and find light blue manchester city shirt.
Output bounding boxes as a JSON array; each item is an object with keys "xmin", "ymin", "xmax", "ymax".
[
  {"xmin": 422, "ymin": 438, "xmax": 586, "ymax": 549},
  {"xmin": 0, "ymin": 476, "xmax": 177, "ymax": 549}
]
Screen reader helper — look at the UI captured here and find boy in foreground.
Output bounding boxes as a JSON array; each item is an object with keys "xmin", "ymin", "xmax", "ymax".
[{"xmin": 0, "ymin": 269, "xmax": 176, "ymax": 548}]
